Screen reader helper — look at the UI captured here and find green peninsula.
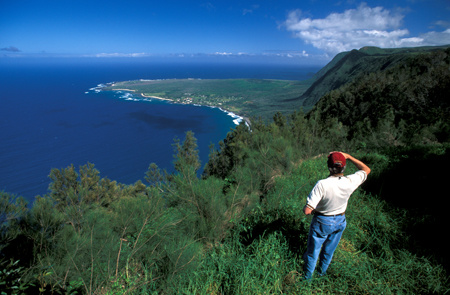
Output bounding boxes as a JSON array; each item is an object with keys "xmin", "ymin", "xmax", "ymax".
[{"xmin": 104, "ymin": 79, "xmax": 312, "ymax": 121}]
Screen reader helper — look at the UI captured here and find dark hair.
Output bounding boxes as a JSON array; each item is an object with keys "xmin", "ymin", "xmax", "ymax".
[{"xmin": 328, "ymin": 165, "xmax": 345, "ymax": 175}]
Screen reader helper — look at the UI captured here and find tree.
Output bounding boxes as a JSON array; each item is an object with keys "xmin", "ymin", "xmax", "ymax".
[
  {"xmin": 145, "ymin": 163, "xmax": 166, "ymax": 188},
  {"xmin": 48, "ymin": 164, "xmax": 78, "ymax": 207},
  {"xmin": 173, "ymin": 131, "xmax": 201, "ymax": 174},
  {"xmin": 203, "ymin": 122, "xmax": 251, "ymax": 179},
  {"xmin": 0, "ymin": 192, "xmax": 29, "ymax": 256}
]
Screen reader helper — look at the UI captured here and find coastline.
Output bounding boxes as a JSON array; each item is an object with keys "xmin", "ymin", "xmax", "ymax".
[
  {"xmin": 141, "ymin": 92, "xmax": 249, "ymax": 127},
  {"xmin": 100, "ymin": 85, "xmax": 249, "ymax": 127},
  {"xmin": 140, "ymin": 93, "xmax": 174, "ymax": 102},
  {"xmin": 112, "ymin": 88, "xmax": 136, "ymax": 92},
  {"xmin": 126, "ymin": 89, "xmax": 248, "ymax": 127},
  {"xmin": 213, "ymin": 106, "xmax": 250, "ymax": 127}
]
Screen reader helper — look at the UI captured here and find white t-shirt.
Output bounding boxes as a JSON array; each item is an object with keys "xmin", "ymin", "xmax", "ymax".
[{"xmin": 306, "ymin": 170, "xmax": 367, "ymax": 215}]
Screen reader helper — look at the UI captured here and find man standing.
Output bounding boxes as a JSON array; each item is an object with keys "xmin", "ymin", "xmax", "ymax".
[{"xmin": 302, "ymin": 152, "xmax": 371, "ymax": 280}]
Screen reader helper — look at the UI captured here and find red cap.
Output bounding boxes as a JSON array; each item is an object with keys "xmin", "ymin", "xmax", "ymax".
[{"xmin": 328, "ymin": 152, "xmax": 346, "ymax": 168}]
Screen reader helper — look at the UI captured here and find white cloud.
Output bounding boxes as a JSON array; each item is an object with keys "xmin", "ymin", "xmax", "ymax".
[
  {"xmin": 415, "ymin": 29, "xmax": 450, "ymax": 46},
  {"xmin": 93, "ymin": 52, "xmax": 149, "ymax": 58},
  {"xmin": 214, "ymin": 52, "xmax": 233, "ymax": 56},
  {"xmin": 261, "ymin": 50, "xmax": 310, "ymax": 58},
  {"xmin": 284, "ymin": 3, "xmax": 450, "ymax": 54}
]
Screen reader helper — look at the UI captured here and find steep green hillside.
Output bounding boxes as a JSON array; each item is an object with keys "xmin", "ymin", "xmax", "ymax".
[
  {"xmin": 299, "ymin": 45, "xmax": 450, "ymax": 106},
  {"xmin": 309, "ymin": 46, "xmax": 450, "ymax": 147}
]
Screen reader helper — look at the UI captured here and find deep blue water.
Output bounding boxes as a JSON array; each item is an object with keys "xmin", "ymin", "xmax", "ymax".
[{"xmin": 0, "ymin": 58, "xmax": 320, "ymax": 202}]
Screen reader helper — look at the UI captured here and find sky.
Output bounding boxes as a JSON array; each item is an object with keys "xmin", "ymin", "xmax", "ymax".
[{"xmin": 1, "ymin": 0, "xmax": 449, "ymax": 64}]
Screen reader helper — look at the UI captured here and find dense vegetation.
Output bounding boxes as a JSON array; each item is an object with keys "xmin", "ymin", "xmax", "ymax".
[
  {"xmin": 298, "ymin": 44, "xmax": 450, "ymax": 107},
  {"xmin": 1, "ymin": 46, "xmax": 450, "ymax": 294}
]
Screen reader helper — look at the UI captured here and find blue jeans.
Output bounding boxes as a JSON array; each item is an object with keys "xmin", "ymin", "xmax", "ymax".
[{"xmin": 303, "ymin": 214, "xmax": 346, "ymax": 279}]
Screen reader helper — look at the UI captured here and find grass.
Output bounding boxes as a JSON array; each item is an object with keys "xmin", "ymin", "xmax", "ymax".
[{"xmin": 175, "ymin": 154, "xmax": 450, "ymax": 294}]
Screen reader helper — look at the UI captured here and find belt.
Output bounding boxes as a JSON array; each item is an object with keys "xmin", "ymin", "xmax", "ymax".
[{"xmin": 314, "ymin": 212, "xmax": 345, "ymax": 217}]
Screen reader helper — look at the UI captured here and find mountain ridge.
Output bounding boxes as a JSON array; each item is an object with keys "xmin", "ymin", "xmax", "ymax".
[{"xmin": 300, "ymin": 44, "xmax": 450, "ymax": 107}]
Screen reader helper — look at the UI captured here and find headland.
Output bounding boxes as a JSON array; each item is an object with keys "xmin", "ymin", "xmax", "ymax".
[{"xmin": 102, "ymin": 78, "xmax": 312, "ymax": 122}]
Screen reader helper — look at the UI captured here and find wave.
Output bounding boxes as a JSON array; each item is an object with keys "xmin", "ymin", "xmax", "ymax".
[
  {"xmin": 228, "ymin": 112, "xmax": 243, "ymax": 125},
  {"xmin": 214, "ymin": 107, "xmax": 246, "ymax": 126}
]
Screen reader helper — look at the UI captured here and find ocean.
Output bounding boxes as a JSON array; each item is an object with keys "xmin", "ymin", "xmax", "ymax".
[{"xmin": 0, "ymin": 57, "xmax": 320, "ymax": 202}]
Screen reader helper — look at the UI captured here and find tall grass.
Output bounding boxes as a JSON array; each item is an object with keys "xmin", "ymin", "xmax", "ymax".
[{"xmin": 176, "ymin": 154, "xmax": 449, "ymax": 294}]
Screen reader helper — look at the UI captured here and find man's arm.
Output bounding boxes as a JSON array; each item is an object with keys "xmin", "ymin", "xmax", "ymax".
[
  {"xmin": 340, "ymin": 152, "xmax": 371, "ymax": 175},
  {"xmin": 303, "ymin": 204, "xmax": 314, "ymax": 215}
]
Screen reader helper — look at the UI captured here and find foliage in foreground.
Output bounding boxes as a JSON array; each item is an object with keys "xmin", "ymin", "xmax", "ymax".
[{"xmin": 1, "ymin": 140, "xmax": 449, "ymax": 294}]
